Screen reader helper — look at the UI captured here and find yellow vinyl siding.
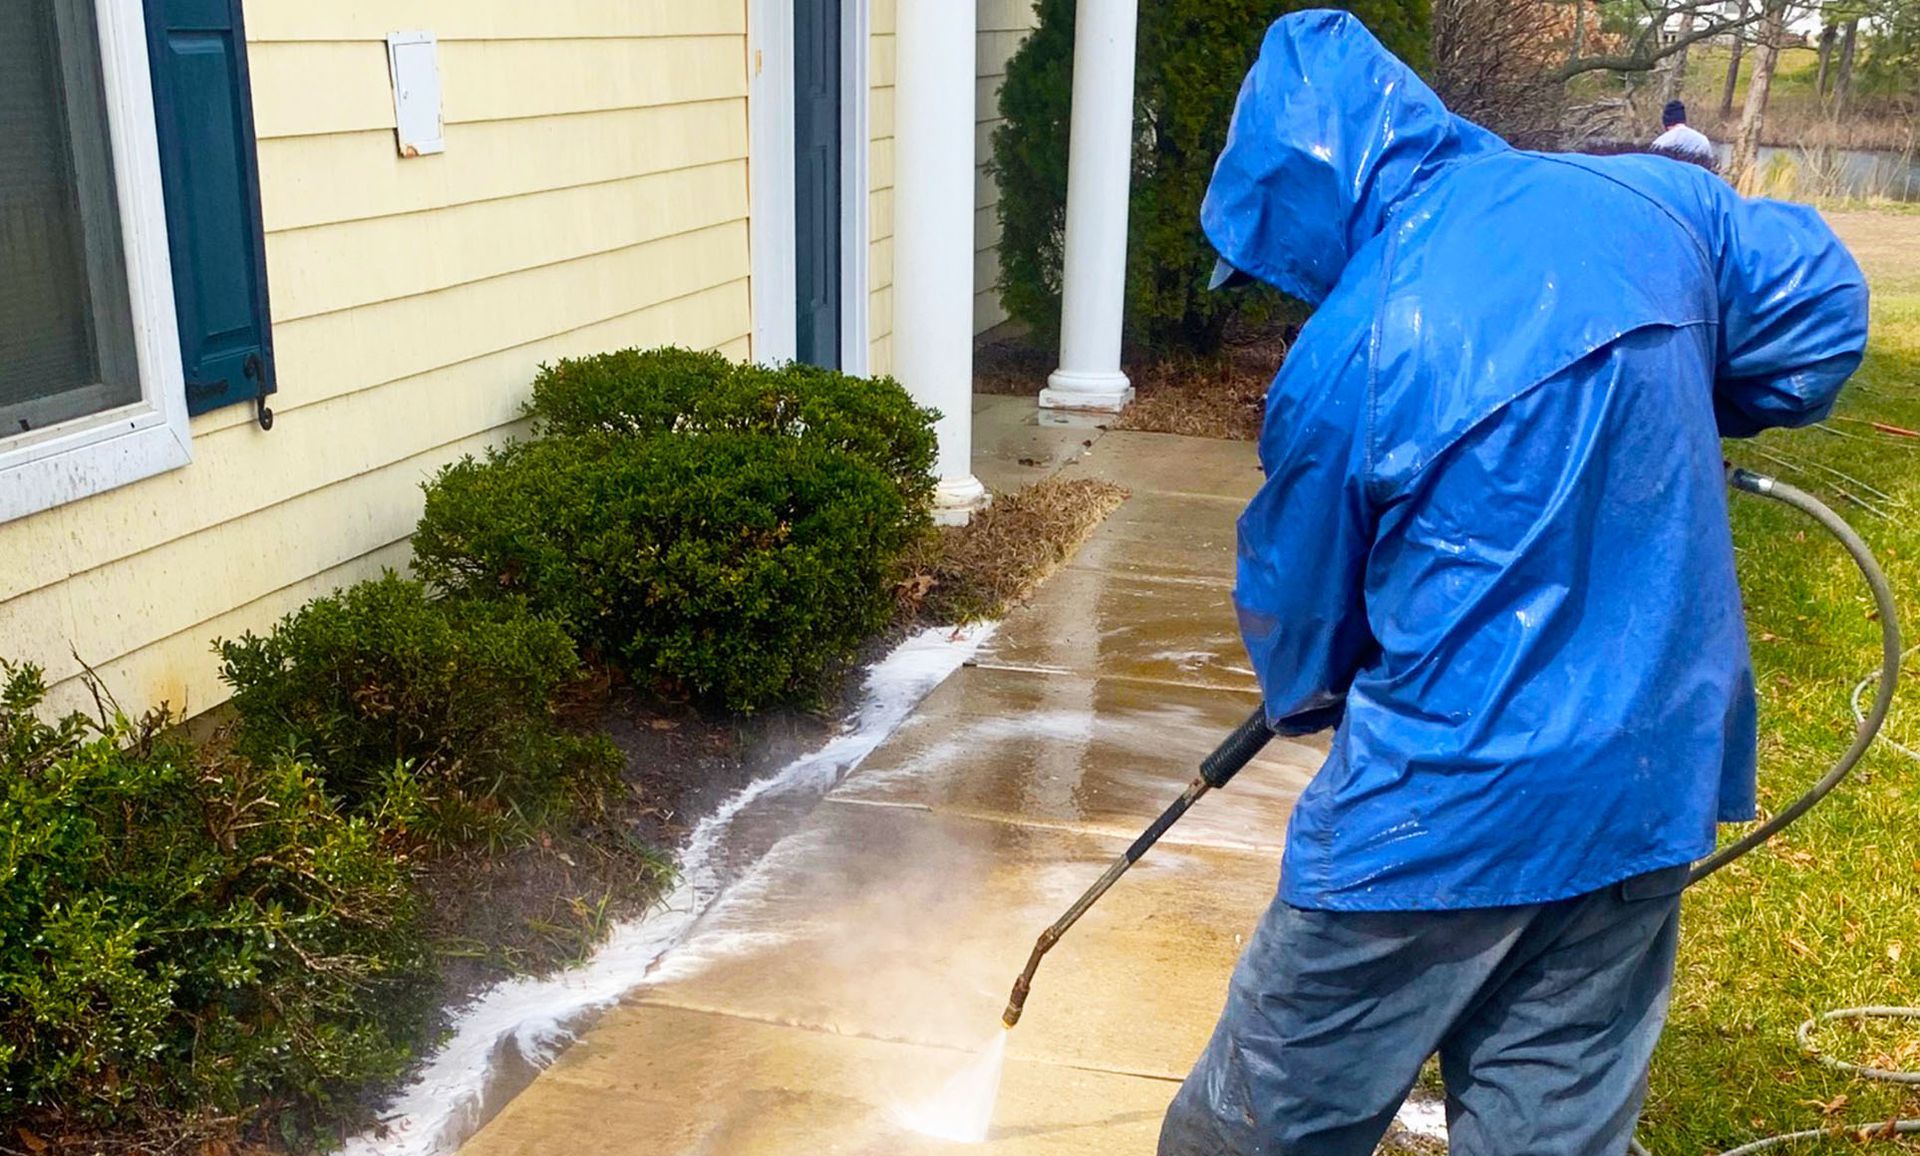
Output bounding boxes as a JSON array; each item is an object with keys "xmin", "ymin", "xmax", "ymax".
[
  {"xmin": 0, "ymin": 2, "xmax": 754, "ymax": 718},
  {"xmin": 265, "ymin": 162, "xmax": 746, "ymax": 323},
  {"xmin": 258, "ymin": 101, "xmax": 745, "ymax": 231},
  {"xmin": 266, "ymin": 223, "xmax": 748, "ymax": 413},
  {"xmin": 113, "ymin": 543, "xmax": 420, "ymax": 723},
  {"xmin": 868, "ymin": 0, "xmax": 1035, "ymax": 369},
  {"xmin": 248, "ymin": 37, "xmax": 746, "ymax": 139},
  {"xmin": 868, "ymin": 0, "xmax": 896, "ymax": 374},
  {"xmin": 244, "ymin": 1, "xmax": 743, "ymax": 41},
  {"xmin": 975, "ymin": 0, "xmax": 1038, "ymax": 334}
]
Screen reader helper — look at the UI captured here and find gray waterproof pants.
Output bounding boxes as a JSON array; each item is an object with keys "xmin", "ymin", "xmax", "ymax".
[{"xmin": 1159, "ymin": 865, "xmax": 1686, "ymax": 1156}]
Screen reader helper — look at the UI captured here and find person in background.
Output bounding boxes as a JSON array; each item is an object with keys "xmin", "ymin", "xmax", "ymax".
[{"xmin": 1654, "ymin": 99, "xmax": 1719, "ymax": 167}]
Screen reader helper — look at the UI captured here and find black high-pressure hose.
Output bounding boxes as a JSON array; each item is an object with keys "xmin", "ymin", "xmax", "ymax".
[
  {"xmin": 1687, "ymin": 469, "xmax": 1904, "ymax": 886},
  {"xmin": 1001, "ymin": 467, "xmax": 1915, "ymax": 1150},
  {"xmin": 1627, "ymin": 468, "xmax": 1915, "ymax": 1155}
]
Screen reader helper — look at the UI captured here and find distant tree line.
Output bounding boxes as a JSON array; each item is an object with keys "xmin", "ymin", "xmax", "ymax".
[
  {"xmin": 1430, "ymin": 0, "xmax": 1919, "ymax": 187},
  {"xmin": 991, "ymin": 0, "xmax": 1912, "ymax": 358}
]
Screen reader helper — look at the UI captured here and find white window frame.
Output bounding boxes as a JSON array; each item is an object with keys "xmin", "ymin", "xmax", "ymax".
[
  {"xmin": 747, "ymin": 0, "xmax": 871, "ymax": 375},
  {"xmin": 0, "ymin": 0, "xmax": 189, "ymax": 525}
]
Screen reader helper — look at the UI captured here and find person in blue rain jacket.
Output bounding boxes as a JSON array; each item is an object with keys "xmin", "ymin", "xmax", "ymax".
[{"xmin": 1160, "ymin": 12, "xmax": 1869, "ymax": 1156}]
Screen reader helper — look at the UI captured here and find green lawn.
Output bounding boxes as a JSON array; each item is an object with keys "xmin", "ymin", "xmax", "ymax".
[
  {"xmin": 1681, "ymin": 44, "xmax": 1822, "ymax": 111},
  {"xmin": 1639, "ymin": 210, "xmax": 1920, "ymax": 1150}
]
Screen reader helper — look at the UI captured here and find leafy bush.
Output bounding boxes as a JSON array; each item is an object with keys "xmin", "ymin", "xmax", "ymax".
[
  {"xmin": 218, "ymin": 573, "xmax": 619, "ymax": 847},
  {"xmin": 414, "ymin": 428, "xmax": 919, "ymax": 710},
  {"xmin": 0, "ymin": 659, "xmax": 433, "ymax": 1130},
  {"xmin": 414, "ymin": 352, "xmax": 937, "ymax": 710},
  {"xmin": 526, "ymin": 347, "xmax": 940, "ymax": 510},
  {"xmin": 524, "ymin": 346, "xmax": 735, "ymax": 437},
  {"xmin": 993, "ymin": 0, "xmax": 1431, "ymax": 352}
]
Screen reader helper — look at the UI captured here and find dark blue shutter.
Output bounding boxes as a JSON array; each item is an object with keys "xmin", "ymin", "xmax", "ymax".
[{"xmin": 143, "ymin": 0, "xmax": 275, "ymax": 419}]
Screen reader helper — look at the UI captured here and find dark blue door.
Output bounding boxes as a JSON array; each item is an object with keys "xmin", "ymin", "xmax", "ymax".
[{"xmin": 794, "ymin": 0, "xmax": 842, "ymax": 369}]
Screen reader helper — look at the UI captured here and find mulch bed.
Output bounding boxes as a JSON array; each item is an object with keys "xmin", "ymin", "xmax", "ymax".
[
  {"xmin": 974, "ymin": 336, "xmax": 1056, "ymax": 397},
  {"xmin": 975, "ymin": 332, "xmax": 1288, "ymax": 443},
  {"xmin": 1117, "ymin": 340, "xmax": 1281, "ymax": 442},
  {"xmin": 416, "ymin": 686, "xmax": 837, "ymax": 1000}
]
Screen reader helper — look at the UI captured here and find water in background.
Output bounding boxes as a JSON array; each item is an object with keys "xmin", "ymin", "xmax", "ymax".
[{"xmin": 1726, "ymin": 143, "xmax": 1920, "ymax": 202}]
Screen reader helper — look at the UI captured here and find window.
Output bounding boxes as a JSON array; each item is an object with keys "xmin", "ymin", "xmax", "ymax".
[
  {"xmin": 0, "ymin": 0, "xmax": 273, "ymax": 524},
  {"xmin": 1, "ymin": 0, "xmax": 140, "ymax": 437}
]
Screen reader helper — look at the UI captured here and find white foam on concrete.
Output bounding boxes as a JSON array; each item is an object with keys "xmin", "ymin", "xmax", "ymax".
[
  {"xmin": 835, "ymin": 709, "xmax": 1097, "ymax": 789},
  {"xmin": 1395, "ymin": 1095, "xmax": 1448, "ymax": 1138},
  {"xmin": 341, "ymin": 625, "xmax": 992, "ymax": 1156}
]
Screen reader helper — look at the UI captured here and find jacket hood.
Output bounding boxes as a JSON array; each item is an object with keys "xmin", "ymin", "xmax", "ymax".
[{"xmin": 1202, "ymin": 11, "xmax": 1506, "ymax": 305}]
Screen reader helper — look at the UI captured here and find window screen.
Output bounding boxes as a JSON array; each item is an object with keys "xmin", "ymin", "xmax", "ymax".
[{"xmin": 0, "ymin": 0, "xmax": 139, "ymax": 438}]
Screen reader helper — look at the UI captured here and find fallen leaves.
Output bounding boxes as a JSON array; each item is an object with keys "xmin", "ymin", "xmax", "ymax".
[
  {"xmin": 1773, "ymin": 845, "xmax": 1818, "ymax": 868},
  {"xmin": 898, "ymin": 476, "xmax": 1130, "ymax": 624}
]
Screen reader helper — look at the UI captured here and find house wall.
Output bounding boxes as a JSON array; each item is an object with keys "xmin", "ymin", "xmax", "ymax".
[
  {"xmin": 0, "ymin": 0, "xmax": 754, "ymax": 718},
  {"xmin": 975, "ymin": 0, "xmax": 1039, "ymax": 335},
  {"xmin": 867, "ymin": 0, "xmax": 1037, "ymax": 376},
  {"xmin": 869, "ymin": 0, "xmax": 896, "ymax": 374}
]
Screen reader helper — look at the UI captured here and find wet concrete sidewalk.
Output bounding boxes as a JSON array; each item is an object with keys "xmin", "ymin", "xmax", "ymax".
[{"xmin": 462, "ymin": 403, "xmax": 1328, "ymax": 1155}]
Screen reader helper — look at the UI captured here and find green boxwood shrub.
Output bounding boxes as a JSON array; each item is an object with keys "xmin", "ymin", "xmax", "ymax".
[
  {"xmin": 217, "ymin": 573, "xmax": 619, "ymax": 847},
  {"xmin": 413, "ymin": 428, "xmax": 919, "ymax": 711},
  {"xmin": 993, "ymin": 0, "xmax": 1430, "ymax": 352},
  {"xmin": 523, "ymin": 346, "xmax": 735, "ymax": 437},
  {"xmin": 526, "ymin": 347, "xmax": 940, "ymax": 509},
  {"xmin": 0, "ymin": 660, "xmax": 433, "ymax": 1129}
]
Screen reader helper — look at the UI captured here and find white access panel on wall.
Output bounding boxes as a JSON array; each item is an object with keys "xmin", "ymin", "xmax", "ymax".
[{"xmin": 386, "ymin": 31, "xmax": 444, "ymax": 157}]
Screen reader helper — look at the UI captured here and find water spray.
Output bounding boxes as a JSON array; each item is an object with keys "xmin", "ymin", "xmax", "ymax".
[
  {"xmin": 1001, "ymin": 706, "xmax": 1277, "ymax": 1029},
  {"xmin": 997, "ymin": 466, "xmax": 1915, "ymax": 1152}
]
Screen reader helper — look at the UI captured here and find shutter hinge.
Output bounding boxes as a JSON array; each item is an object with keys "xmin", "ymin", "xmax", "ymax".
[{"xmin": 244, "ymin": 353, "xmax": 273, "ymax": 431}]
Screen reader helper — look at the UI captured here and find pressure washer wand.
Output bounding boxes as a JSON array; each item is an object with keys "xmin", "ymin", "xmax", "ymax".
[{"xmin": 1001, "ymin": 707, "xmax": 1276, "ymax": 1029}]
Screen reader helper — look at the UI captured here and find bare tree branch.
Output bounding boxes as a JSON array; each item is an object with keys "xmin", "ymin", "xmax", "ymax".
[
  {"xmin": 1431, "ymin": 0, "xmax": 1580, "ymax": 146},
  {"xmin": 1553, "ymin": 6, "xmax": 1769, "ymax": 80}
]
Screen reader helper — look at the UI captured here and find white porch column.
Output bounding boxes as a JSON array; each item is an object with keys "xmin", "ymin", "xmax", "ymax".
[
  {"xmin": 1039, "ymin": 0, "xmax": 1138, "ymax": 414},
  {"xmin": 894, "ymin": 0, "xmax": 988, "ymax": 520}
]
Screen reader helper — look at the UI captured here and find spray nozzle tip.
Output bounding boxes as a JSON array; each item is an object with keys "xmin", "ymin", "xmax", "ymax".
[{"xmin": 1001, "ymin": 990, "xmax": 1027, "ymax": 1029}]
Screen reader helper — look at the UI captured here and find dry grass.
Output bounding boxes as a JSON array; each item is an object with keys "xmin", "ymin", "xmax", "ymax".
[
  {"xmin": 899, "ymin": 476, "xmax": 1129, "ymax": 624},
  {"xmin": 1694, "ymin": 106, "xmax": 1917, "ymax": 154},
  {"xmin": 1682, "ymin": 45, "xmax": 1917, "ymax": 153}
]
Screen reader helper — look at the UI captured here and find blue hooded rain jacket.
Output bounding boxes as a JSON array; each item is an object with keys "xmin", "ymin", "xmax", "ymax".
[{"xmin": 1207, "ymin": 12, "xmax": 1870, "ymax": 910}]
